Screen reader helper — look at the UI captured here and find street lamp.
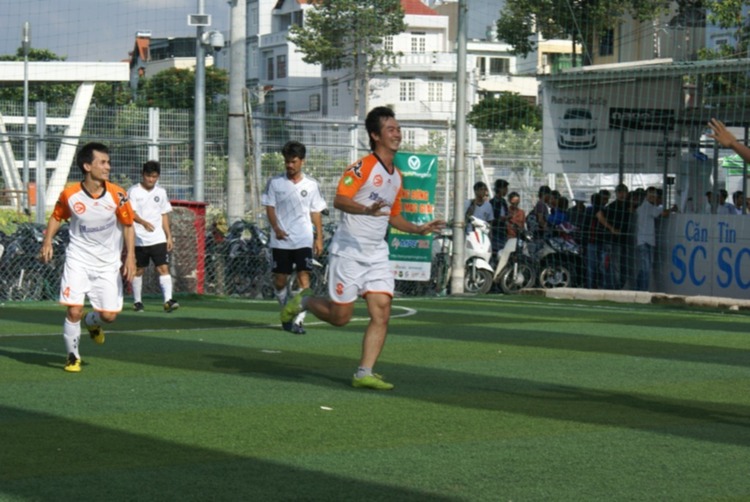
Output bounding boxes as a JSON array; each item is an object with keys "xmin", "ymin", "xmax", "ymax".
[{"xmin": 22, "ymin": 21, "xmax": 30, "ymax": 215}]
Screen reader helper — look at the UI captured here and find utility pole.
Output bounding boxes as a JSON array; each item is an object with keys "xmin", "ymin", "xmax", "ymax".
[
  {"xmin": 192, "ymin": 0, "xmax": 208, "ymax": 202},
  {"xmin": 450, "ymin": 0, "xmax": 468, "ymax": 295},
  {"xmin": 22, "ymin": 22, "xmax": 30, "ymax": 215},
  {"xmin": 227, "ymin": 0, "xmax": 246, "ymax": 224}
]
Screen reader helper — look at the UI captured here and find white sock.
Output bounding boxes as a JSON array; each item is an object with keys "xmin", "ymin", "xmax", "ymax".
[
  {"xmin": 355, "ymin": 367, "xmax": 372, "ymax": 379},
  {"xmin": 132, "ymin": 275, "xmax": 143, "ymax": 303},
  {"xmin": 159, "ymin": 275, "xmax": 173, "ymax": 302},
  {"xmin": 275, "ymin": 287, "xmax": 288, "ymax": 306},
  {"xmin": 85, "ymin": 311, "xmax": 101, "ymax": 328},
  {"xmin": 63, "ymin": 318, "xmax": 81, "ymax": 359},
  {"xmin": 293, "ymin": 311, "xmax": 307, "ymax": 325}
]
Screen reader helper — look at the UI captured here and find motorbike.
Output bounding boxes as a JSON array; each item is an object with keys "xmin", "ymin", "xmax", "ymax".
[
  {"xmin": 0, "ymin": 222, "xmax": 66, "ymax": 301},
  {"xmin": 224, "ymin": 220, "xmax": 274, "ymax": 298},
  {"xmin": 492, "ymin": 223, "xmax": 537, "ymax": 294},
  {"xmin": 534, "ymin": 222, "xmax": 584, "ymax": 289},
  {"xmin": 431, "ymin": 215, "xmax": 494, "ymax": 295}
]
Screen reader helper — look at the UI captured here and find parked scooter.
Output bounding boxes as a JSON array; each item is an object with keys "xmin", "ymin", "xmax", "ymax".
[
  {"xmin": 224, "ymin": 220, "xmax": 274, "ymax": 298},
  {"xmin": 492, "ymin": 223, "xmax": 537, "ymax": 294},
  {"xmin": 431, "ymin": 215, "xmax": 494, "ymax": 295},
  {"xmin": 534, "ymin": 222, "xmax": 583, "ymax": 289}
]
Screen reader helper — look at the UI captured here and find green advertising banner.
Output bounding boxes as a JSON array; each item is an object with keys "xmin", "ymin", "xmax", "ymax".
[{"xmin": 389, "ymin": 152, "xmax": 438, "ymax": 281}]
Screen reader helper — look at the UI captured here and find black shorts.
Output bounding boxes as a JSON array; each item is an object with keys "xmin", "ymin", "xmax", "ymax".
[
  {"xmin": 272, "ymin": 248, "xmax": 313, "ymax": 275},
  {"xmin": 135, "ymin": 243, "xmax": 170, "ymax": 268}
]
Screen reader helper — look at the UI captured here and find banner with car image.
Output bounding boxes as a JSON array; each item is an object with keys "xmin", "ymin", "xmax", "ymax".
[{"xmin": 541, "ymin": 76, "xmax": 683, "ymax": 174}]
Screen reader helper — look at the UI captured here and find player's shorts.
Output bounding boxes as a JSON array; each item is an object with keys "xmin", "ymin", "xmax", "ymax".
[
  {"xmin": 135, "ymin": 242, "xmax": 170, "ymax": 268},
  {"xmin": 59, "ymin": 259, "xmax": 123, "ymax": 313},
  {"xmin": 327, "ymin": 254, "xmax": 394, "ymax": 304},
  {"xmin": 272, "ymin": 247, "xmax": 313, "ymax": 275}
]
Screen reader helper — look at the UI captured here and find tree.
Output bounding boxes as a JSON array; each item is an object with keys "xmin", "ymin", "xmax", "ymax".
[
  {"xmin": 136, "ymin": 66, "xmax": 228, "ymax": 110},
  {"xmin": 496, "ymin": 0, "xmax": 668, "ymax": 66},
  {"xmin": 288, "ymin": 0, "xmax": 406, "ymax": 118},
  {"xmin": 467, "ymin": 93, "xmax": 542, "ymax": 131},
  {"xmin": 703, "ymin": 0, "xmax": 750, "ymax": 56}
]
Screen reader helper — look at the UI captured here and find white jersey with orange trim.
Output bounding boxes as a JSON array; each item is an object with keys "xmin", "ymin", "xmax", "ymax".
[
  {"xmin": 127, "ymin": 183, "xmax": 172, "ymax": 247},
  {"xmin": 329, "ymin": 153, "xmax": 404, "ymax": 262},
  {"xmin": 52, "ymin": 181, "xmax": 134, "ymax": 270}
]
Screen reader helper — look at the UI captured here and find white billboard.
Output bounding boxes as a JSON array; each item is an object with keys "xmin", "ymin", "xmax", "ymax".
[{"xmin": 542, "ymin": 78, "xmax": 683, "ymax": 174}]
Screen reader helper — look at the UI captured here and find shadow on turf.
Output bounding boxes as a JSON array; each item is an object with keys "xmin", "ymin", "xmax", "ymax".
[{"xmin": 0, "ymin": 405, "xmax": 457, "ymax": 501}]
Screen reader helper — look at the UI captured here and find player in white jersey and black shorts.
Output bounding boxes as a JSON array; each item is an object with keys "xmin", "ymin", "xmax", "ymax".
[
  {"xmin": 262, "ymin": 141, "xmax": 327, "ymax": 334},
  {"xmin": 128, "ymin": 160, "xmax": 178, "ymax": 313}
]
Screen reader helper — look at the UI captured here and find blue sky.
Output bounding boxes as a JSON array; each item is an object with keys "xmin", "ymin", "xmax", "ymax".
[{"xmin": 1, "ymin": 0, "xmax": 230, "ymax": 61}]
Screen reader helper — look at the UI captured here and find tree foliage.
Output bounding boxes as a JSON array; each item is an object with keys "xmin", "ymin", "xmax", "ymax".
[
  {"xmin": 288, "ymin": 0, "xmax": 406, "ymax": 117},
  {"xmin": 703, "ymin": 0, "xmax": 750, "ymax": 56},
  {"xmin": 136, "ymin": 66, "xmax": 228, "ymax": 110},
  {"xmin": 496, "ymin": 0, "xmax": 668, "ymax": 65},
  {"xmin": 467, "ymin": 93, "xmax": 541, "ymax": 131}
]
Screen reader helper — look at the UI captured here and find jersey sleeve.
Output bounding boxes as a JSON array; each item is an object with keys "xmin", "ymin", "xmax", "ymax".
[
  {"xmin": 261, "ymin": 178, "xmax": 276, "ymax": 207},
  {"xmin": 110, "ymin": 184, "xmax": 134, "ymax": 225},
  {"xmin": 52, "ymin": 189, "xmax": 72, "ymax": 221},
  {"xmin": 336, "ymin": 157, "xmax": 375, "ymax": 198}
]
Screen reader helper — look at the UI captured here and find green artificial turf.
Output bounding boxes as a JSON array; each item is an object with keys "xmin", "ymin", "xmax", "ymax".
[{"xmin": 1, "ymin": 295, "xmax": 749, "ymax": 501}]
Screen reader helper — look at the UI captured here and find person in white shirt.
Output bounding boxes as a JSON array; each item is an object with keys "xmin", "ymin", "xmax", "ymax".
[
  {"xmin": 635, "ymin": 186, "xmax": 667, "ymax": 291},
  {"xmin": 128, "ymin": 161, "xmax": 178, "ymax": 313},
  {"xmin": 279, "ymin": 107, "xmax": 444, "ymax": 390},
  {"xmin": 464, "ymin": 181, "xmax": 494, "ymax": 233},
  {"xmin": 39, "ymin": 142, "xmax": 136, "ymax": 372},
  {"xmin": 262, "ymin": 141, "xmax": 327, "ymax": 334}
]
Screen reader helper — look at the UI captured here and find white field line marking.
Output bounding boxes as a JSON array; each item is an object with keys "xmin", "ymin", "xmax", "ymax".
[{"xmin": 1, "ymin": 305, "xmax": 419, "ymax": 338}]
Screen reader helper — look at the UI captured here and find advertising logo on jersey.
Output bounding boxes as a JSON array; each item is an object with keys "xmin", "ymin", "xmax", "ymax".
[
  {"xmin": 73, "ymin": 201, "xmax": 86, "ymax": 214},
  {"xmin": 116, "ymin": 191, "xmax": 129, "ymax": 207},
  {"xmin": 346, "ymin": 160, "xmax": 364, "ymax": 178},
  {"xmin": 373, "ymin": 174, "xmax": 383, "ymax": 187}
]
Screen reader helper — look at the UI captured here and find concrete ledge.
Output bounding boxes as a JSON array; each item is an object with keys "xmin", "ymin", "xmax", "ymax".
[{"xmin": 527, "ymin": 287, "xmax": 750, "ymax": 311}]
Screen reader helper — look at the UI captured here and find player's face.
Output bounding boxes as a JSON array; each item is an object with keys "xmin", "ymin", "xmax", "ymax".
[
  {"xmin": 141, "ymin": 171, "xmax": 160, "ymax": 189},
  {"xmin": 284, "ymin": 156, "xmax": 304, "ymax": 181},
  {"xmin": 373, "ymin": 117, "xmax": 401, "ymax": 153},
  {"xmin": 86, "ymin": 150, "xmax": 111, "ymax": 182}
]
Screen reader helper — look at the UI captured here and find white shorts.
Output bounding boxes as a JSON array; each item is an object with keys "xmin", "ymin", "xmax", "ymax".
[
  {"xmin": 328, "ymin": 254, "xmax": 394, "ymax": 304},
  {"xmin": 59, "ymin": 260, "xmax": 124, "ymax": 313}
]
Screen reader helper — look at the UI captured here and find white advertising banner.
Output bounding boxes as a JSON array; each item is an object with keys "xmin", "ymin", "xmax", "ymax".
[{"xmin": 542, "ymin": 78, "xmax": 683, "ymax": 174}]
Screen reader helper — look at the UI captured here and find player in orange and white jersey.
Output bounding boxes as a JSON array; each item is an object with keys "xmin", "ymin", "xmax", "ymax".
[
  {"xmin": 40, "ymin": 142, "xmax": 136, "ymax": 373},
  {"xmin": 280, "ymin": 107, "xmax": 444, "ymax": 390}
]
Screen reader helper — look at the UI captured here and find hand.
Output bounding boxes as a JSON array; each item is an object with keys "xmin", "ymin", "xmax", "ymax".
[
  {"xmin": 364, "ymin": 200, "xmax": 390, "ymax": 217},
  {"xmin": 142, "ymin": 221, "xmax": 155, "ymax": 232},
  {"xmin": 274, "ymin": 227, "xmax": 289, "ymax": 240},
  {"xmin": 418, "ymin": 219, "xmax": 446, "ymax": 235},
  {"xmin": 707, "ymin": 118, "xmax": 738, "ymax": 148},
  {"xmin": 38, "ymin": 243, "xmax": 53, "ymax": 263}
]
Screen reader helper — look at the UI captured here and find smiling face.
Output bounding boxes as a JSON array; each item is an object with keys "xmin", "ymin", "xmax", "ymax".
[
  {"xmin": 371, "ymin": 117, "xmax": 402, "ymax": 155},
  {"xmin": 84, "ymin": 150, "xmax": 111, "ymax": 183}
]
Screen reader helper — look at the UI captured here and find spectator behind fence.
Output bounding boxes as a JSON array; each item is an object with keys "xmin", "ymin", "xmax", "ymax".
[
  {"xmin": 465, "ymin": 181, "xmax": 493, "ymax": 233},
  {"xmin": 636, "ymin": 186, "xmax": 670, "ymax": 291},
  {"xmin": 490, "ymin": 179, "xmax": 509, "ymax": 253}
]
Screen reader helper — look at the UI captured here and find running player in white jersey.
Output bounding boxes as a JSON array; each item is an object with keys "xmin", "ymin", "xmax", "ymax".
[
  {"xmin": 281, "ymin": 107, "xmax": 444, "ymax": 390},
  {"xmin": 262, "ymin": 141, "xmax": 327, "ymax": 334},
  {"xmin": 128, "ymin": 160, "xmax": 178, "ymax": 313},
  {"xmin": 40, "ymin": 142, "xmax": 136, "ymax": 373}
]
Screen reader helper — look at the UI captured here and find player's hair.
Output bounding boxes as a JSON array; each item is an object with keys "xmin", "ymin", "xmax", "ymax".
[
  {"xmin": 142, "ymin": 160, "xmax": 161, "ymax": 175},
  {"xmin": 281, "ymin": 141, "xmax": 306, "ymax": 160},
  {"xmin": 365, "ymin": 106, "xmax": 396, "ymax": 151},
  {"xmin": 76, "ymin": 142, "xmax": 109, "ymax": 175}
]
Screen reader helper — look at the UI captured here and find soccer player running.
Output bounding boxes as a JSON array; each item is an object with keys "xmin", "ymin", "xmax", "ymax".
[
  {"xmin": 39, "ymin": 142, "xmax": 136, "ymax": 373},
  {"xmin": 127, "ymin": 160, "xmax": 179, "ymax": 313},
  {"xmin": 262, "ymin": 140, "xmax": 327, "ymax": 334},
  {"xmin": 281, "ymin": 106, "xmax": 444, "ymax": 390}
]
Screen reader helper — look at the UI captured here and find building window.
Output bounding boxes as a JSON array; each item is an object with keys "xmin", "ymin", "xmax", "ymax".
[
  {"xmin": 331, "ymin": 85, "xmax": 339, "ymax": 107},
  {"xmin": 277, "ymin": 55, "xmax": 287, "ymax": 79},
  {"xmin": 266, "ymin": 57, "xmax": 274, "ymax": 80},
  {"xmin": 291, "ymin": 10, "xmax": 303, "ymax": 27},
  {"xmin": 276, "ymin": 101, "xmax": 286, "ymax": 116},
  {"xmin": 403, "ymin": 129, "xmax": 416, "ymax": 145},
  {"xmin": 310, "ymin": 94, "xmax": 320, "ymax": 112},
  {"xmin": 384, "ymin": 35, "xmax": 393, "ymax": 52},
  {"xmin": 428, "ymin": 79, "xmax": 443, "ymax": 101},
  {"xmin": 599, "ymin": 29, "xmax": 614, "ymax": 56},
  {"xmin": 264, "ymin": 92, "xmax": 275, "ymax": 115},
  {"xmin": 400, "ymin": 80, "xmax": 415, "ymax": 101},
  {"xmin": 489, "ymin": 58, "xmax": 509, "ymax": 75},
  {"xmin": 411, "ymin": 32, "xmax": 426, "ymax": 53}
]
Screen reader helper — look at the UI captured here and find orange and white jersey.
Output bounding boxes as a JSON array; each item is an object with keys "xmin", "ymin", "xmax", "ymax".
[
  {"xmin": 329, "ymin": 153, "xmax": 404, "ymax": 262},
  {"xmin": 52, "ymin": 181, "xmax": 134, "ymax": 270}
]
